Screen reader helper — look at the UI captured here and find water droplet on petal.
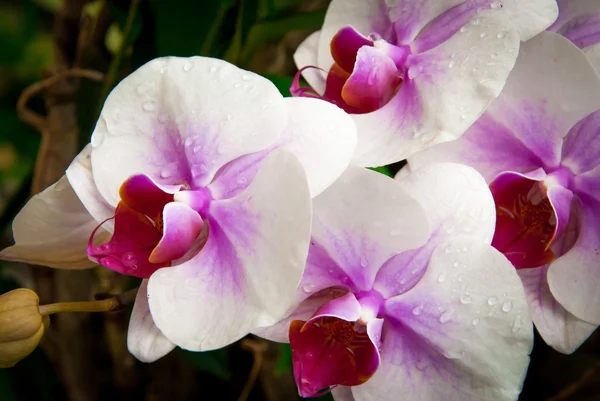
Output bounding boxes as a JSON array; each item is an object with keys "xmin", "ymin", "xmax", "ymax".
[
  {"xmin": 183, "ymin": 62, "xmax": 193, "ymax": 71},
  {"xmin": 448, "ymin": 60, "xmax": 456, "ymax": 68},
  {"xmin": 193, "ymin": 145, "xmax": 202, "ymax": 153},
  {"xmin": 122, "ymin": 252, "xmax": 138, "ymax": 267},
  {"xmin": 453, "ymin": 261, "xmax": 459, "ymax": 268},
  {"xmin": 160, "ymin": 163, "xmax": 178, "ymax": 179},
  {"xmin": 192, "ymin": 164, "xmax": 208, "ymax": 176},
  {"xmin": 438, "ymin": 272, "xmax": 447, "ymax": 283},
  {"xmin": 490, "ymin": 52, "xmax": 498, "ymax": 59},
  {"xmin": 412, "ymin": 305, "xmax": 423, "ymax": 315},
  {"xmin": 497, "ymin": 31, "xmax": 507, "ymax": 39},
  {"xmin": 460, "ymin": 293, "xmax": 472, "ymax": 304},
  {"xmin": 472, "ymin": 318, "xmax": 480, "ymax": 326},
  {"xmin": 479, "ymin": 31, "xmax": 488, "ymax": 38},
  {"xmin": 142, "ymin": 101, "xmax": 155, "ymax": 111},
  {"xmin": 488, "ymin": 296, "xmax": 499, "ymax": 306},
  {"xmin": 502, "ymin": 300, "xmax": 513, "ymax": 312},
  {"xmin": 439, "ymin": 309, "xmax": 454, "ymax": 323},
  {"xmin": 360, "ymin": 256, "xmax": 368, "ymax": 267},
  {"xmin": 242, "ymin": 74, "xmax": 252, "ymax": 81},
  {"xmin": 459, "ymin": 26, "xmax": 467, "ymax": 33},
  {"xmin": 512, "ymin": 315, "xmax": 523, "ymax": 333},
  {"xmin": 210, "ymin": 65, "xmax": 218, "ymax": 73}
]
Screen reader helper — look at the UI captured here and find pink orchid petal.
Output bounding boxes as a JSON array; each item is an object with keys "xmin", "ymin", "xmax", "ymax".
[
  {"xmin": 0, "ymin": 176, "xmax": 108, "ymax": 269},
  {"xmin": 329, "ymin": 25, "xmax": 373, "ymax": 74},
  {"xmin": 548, "ymin": 193, "xmax": 600, "ymax": 324},
  {"xmin": 562, "ymin": 109, "xmax": 600, "ymax": 174},
  {"xmin": 490, "ymin": 171, "xmax": 558, "ymax": 269},
  {"xmin": 357, "ymin": 240, "xmax": 531, "ymax": 401},
  {"xmin": 300, "ymin": 166, "xmax": 429, "ymax": 296},
  {"xmin": 290, "ymin": 294, "xmax": 381, "ymax": 397},
  {"xmin": 149, "ymin": 202, "xmax": 203, "ymax": 264},
  {"xmin": 549, "ymin": 0, "xmax": 600, "ymax": 49},
  {"xmin": 88, "ymin": 202, "xmax": 165, "ymax": 278},
  {"xmin": 119, "ymin": 174, "xmax": 174, "ymax": 222},
  {"xmin": 378, "ymin": 163, "xmax": 496, "ymax": 298},
  {"xmin": 147, "ymin": 150, "xmax": 312, "ymax": 351},
  {"xmin": 127, "ymin": 280, "xmax": 176, "ymax": 362},
  {"xmin": 518, "ymin": 265, "xmax": 597, "ymax": 354},
  {"xmin": 90, "ymin": 57, "xmax": 287, "ymax": 204},
  {"xmin": 341, "ymin": 46, "xmax": 401, "ymax": 113}
]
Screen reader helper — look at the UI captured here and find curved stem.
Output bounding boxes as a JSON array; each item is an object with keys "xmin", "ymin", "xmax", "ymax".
[
  {"xmin": 238, "ymin": 338, "xmax": 268, "ymax": 401},
  {"xmin": 39, "ymin": 287, "xmax": 138, "ymax": 316}
]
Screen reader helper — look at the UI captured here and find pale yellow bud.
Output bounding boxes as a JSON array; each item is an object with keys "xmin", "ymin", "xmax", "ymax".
[{"xmin": 0, "ymin": 289, "xmax": 48, "ymax": 368}]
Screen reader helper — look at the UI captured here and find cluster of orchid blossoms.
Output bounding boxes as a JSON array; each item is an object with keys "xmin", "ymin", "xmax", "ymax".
[{"xmin": 1, "ymin": 0, "xmax": 600, "ymax": 399}]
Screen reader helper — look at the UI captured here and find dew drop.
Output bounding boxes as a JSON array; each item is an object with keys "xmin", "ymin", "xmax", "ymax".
[
  {"xmin": 490, "ymin": 52, "xmax": 498, "ymax": 59},
  {"xmin": 439, "ymin": 309, "xmax": 454, "ymax": 323},
  {"xmin": 160, "ymin": 163, "xmax": 178, "ymax": 179},
  {"xmin": 142, "ymin": 100, "xmax": 155, "ymax": 111},
  {"xmin": 479, "ymin": 31, "xmax": 488, "ymax": 38},
  {"xmin": 502, "ymin": 300, "xmax": 513, "ymax": 312},
  {"xmin": 460, "ymin": 293, "xmax": 472, "ymax": 304},
  {"xmin": 438, "ymin": 271, "xmax": 447, "ymax": 283},
  {"xmin": 193, "ymin": 145, "xmax": 203, "ymax": 153},
  {"xmin": 487, "ymin": 296, "xmax": 499, "ymax": 306},
  {"xmin": 242, "ymin": 74, "xmax": 252, "ymax": 81},
  {"xmin": 360, "ymin": 257, "xmax": 368, "ymax": 267},
  {"xmin": 183, "ymin": 62, "xmax": 193, "ymax": 72},
  {"xmin": 412, "ymin": 305, "xmax": 423, "ymax": 315},
  {"xmin": 236, "ymin": 176, "xmax": 248, "ymax": 186},
  {"xmin": 497, "ymin": 31, "xmax": 507, "ymax": 39},
  {"xmin": 512, "ymin": 315, "xmax": 523, "ymax": 333},
  {"xmin": 445, "ymin": 245, "xmax": 455, "ymax": 253},
  {"xmin": 209, "ymin": 65, "xmax": 218, "ymax": 73},
  {"xmin": 192, "ymin": 164, "xmax": 208, "ymax": 176},
  {"xmin": 453, "ymin": 261, "xmax": 459, "ymax": 268},
  {"xmin": 122, "ymin": 252, "xmax": 138, "ymax": 267},
  {"xmin": 184, "ymin": 137, "xmax": 194, "ymax": 147},
  {"xmin": 490, "ymin": 0, "xmax": 501, "ymax": 9},
  {"xmin": 448, "ymin": 60, "xmax": 456, "ymax": 68},
  {"xmin": 472, "ymin": 318, "xmax": 480, "ymax": 326},
  {"xmin": 459, "ymin": 26, "xmax": 467, "ymax": 33}
]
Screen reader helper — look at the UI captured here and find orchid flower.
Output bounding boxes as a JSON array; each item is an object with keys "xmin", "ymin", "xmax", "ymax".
[
  {"xmin": 548, "ymin": 0, "xmax": 600, "ymax": 70},
  {"xmin": 291, "ymin": 0, "xmax": 559, "ymax": 166},
  {"xmin": 407, "ymin": 31, "xmax": 600, "ymax": 354},
  {"xmin": 255, "ymin": 164, "xmax": 532, "ymax": 400},
  {"xmin": 0, "ymin": 57, "xmax": 357, "ymax": 361}
]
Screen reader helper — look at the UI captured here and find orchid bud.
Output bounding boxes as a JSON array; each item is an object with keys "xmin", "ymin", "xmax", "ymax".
[{"xmin": 0, "ymin": 289, "xmax": 48, "ymax": 368}]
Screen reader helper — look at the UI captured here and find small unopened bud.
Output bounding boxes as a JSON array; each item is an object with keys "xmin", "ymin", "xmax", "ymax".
[{"xmin": 0, "ymin": 289, "xmax": 48, "ymax": 368}]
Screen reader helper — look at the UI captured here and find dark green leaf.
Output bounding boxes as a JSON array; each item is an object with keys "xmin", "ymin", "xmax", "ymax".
[
  {"xmin": 274, "ymin": 343, "xmax": 292, "ymax": 375},
  {"xmin": 368, "ymin": 166, "xmax": 393, "ymax": 177},
  {"xmin": 179, "ymin": 348, "xmax": 231, "ymax": 381}
]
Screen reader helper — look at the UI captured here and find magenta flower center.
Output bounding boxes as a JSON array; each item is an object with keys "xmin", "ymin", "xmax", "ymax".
[
  {"xmin": 87, "ymin": 175, "xmax": 206, "ymax": 278},
  {"xmin": 289, "ymin": 316, "xmax": 378, "ymax": 397},
  {"xmin": 490, "ymin": 177, "xmax": 557, "ymax": 269},
  {"xmin": 293, "ymin": 26, "xmax": 407, "ymax": 114}
]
